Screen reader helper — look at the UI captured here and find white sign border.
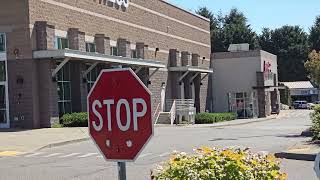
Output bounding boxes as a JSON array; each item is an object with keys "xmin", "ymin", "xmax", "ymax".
[{"xmin": 87, "ymin": 68, "xmax": 154, "ymax": 162}]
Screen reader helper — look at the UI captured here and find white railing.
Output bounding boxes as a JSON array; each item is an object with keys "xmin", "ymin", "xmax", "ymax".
[
  {"xmin": 153, "ymin": 103, "xmax": 161, "ymax": 125},
  {"xmin": 166, "ymin": 99, "xmax": 196, "ymax": 125},
  {"xmin": 170, "ymin": 100, "xmax": 176, "ymax": 125}
]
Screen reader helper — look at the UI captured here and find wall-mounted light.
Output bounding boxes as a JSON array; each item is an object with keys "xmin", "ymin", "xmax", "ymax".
[{"xmin": 155, "ymin": 48, "xmax": 159, "ymax": 58}]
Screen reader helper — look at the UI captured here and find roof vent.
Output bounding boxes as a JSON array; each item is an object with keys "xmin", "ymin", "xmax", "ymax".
[{"xmin": 228, "ymin": 43, "xmax": 250, "ymax": 52}]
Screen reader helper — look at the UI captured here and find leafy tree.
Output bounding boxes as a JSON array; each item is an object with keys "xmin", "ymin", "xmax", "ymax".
[
  {"xmin": 259, "ymin": 26, "xmax": 310, "ymax": 81},
  {"xmin": 221, "ymin": 8, "xmax": 259, "ymax": 51},
  {"xmin": 305, "ymin": 50, "xmax": 320, "ymax": 86},
  {"xmin": 196, "ymin": 8, "xmax": 259, "ymax": 52},
  {"xmin": 310, "ymin": 16, "xmax": 320, "ymax": 51}
]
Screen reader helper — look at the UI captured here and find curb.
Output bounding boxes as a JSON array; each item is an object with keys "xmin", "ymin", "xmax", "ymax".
[
  {"xmin": 274, "ymin": 152, "xmax": 316, "ymax": 161},
  {"xmin": 189, "ymin": 116, "xmax": 277, "ymax": 128},
  {"xmin": 37, "ymin": 137, "xmax": 90, "ymax": 151},
  {"xmin": 154, "ymin": 116, "xmax": 277, "ymax": 128}
]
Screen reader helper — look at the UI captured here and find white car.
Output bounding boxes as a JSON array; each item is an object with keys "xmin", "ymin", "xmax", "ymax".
[{"xmin": 293, "ymin": 101, "xmax": 308, "ymax": 109}]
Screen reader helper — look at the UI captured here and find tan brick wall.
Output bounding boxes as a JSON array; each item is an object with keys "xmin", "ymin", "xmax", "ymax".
[{"xmin": 28, "ymin": 0, "xmax": 211, "ymax": 61}]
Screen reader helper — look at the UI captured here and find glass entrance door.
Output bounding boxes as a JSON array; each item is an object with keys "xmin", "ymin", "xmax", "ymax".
[
  {"xmin": 0, "ymin": 84, "xmax": 8, "ymax": 128},
  {"xmin": 0, "ymin": 33, "xmax": 9, "ymax": 128}
]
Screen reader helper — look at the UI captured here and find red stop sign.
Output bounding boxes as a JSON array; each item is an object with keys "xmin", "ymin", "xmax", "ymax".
[{"xmin": 88, "ymin": 68, "xmax": 153, "ymax": 162}]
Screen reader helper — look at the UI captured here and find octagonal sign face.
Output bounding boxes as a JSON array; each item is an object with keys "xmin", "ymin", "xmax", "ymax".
[{"xmin": 88, "ymin": 68, "xmax": 153, "ymax": 162}]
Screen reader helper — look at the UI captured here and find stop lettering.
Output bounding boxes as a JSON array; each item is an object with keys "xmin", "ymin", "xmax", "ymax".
[{"xmin": 88, "ymin": 68, "xmax": 153, "ymax": 162}]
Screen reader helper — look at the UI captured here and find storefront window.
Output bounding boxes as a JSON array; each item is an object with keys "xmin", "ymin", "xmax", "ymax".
[
  {"xmin": 0, "ymin": 33, "xmax": 5, "ymax": 52},
  {"xmin": 57, "ymin": 62, "xmax": 72, "ymax": 116},
  {"xmin": 111, "ymin": 47, "xmax": 118, "ymax": 56},
  {"xmin": 87, "ymin": 65, "xmax": 99, "ymax": 92},
  {"xmin": 55, "ymin": 37, "xmax": 69, "ymax": 50},
  {"xmin": 131, "ymin": 50, "xmax": 137, "ymax": 58},
  {"xmin": 0, "ymin": 62, "xmax": 6, "ymax": 81},
  {"xmin": 228, "ymin": 92, "xmax": 256, "ymax": 118},
  {"xmin": 86, "ymin": 43, "xmax": 96, "ymax": 52},
  {"xmin": 0, "ymin": 85, "xmax": 6, "ymax": 124}
]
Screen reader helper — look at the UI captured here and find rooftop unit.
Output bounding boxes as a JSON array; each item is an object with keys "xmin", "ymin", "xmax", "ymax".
[{"xmin": 228, "ymin": 43, "xmax": 250, "ymax": 52}]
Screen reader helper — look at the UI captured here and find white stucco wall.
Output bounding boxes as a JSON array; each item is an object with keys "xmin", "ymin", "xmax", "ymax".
[
  {"xmin": 212, "ymin": 54, "xmax": 261, "ymax": 112},
  {"xmin": 212, "ymin": 50, "xmax": 278, "ymax": 113}
]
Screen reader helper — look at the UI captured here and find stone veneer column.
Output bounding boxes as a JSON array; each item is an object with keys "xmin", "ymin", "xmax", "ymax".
[
  {"xmin": 95, "ymin": 34, "xmax": 110, "ymax": 55},
  {"xmin": 181, "ymin": 51, "xmax": 190, "ymax": 67},
  {"xmin": 67, "ymin": 28, "xmax": 86, "ymax": 51},
  {"xmin": 136, "ymin": 42, "xmax": 148, "ymax": 59},
  {"xmin": 169, "ymin": 49, "xmax": 183, "ymax": 99},
  {"xmin": 136, "ymin": 42, "xmax": 149, "ymax": 86},
  {"xmin": 256, "ymin": 72, "xmax": 266, "ymax": 118},
  {"xmin": 117, "ymin": 38, "xmax": 130, "ymax": 57},
  {"xmin": 67, "ymin": 28, "xmax": 86, "ymax": 113},
  {"xmin": 191, "ymin": 54, "xmax": 199, "ymax": 66},
  {"xmin": 37, "ymin": 60, "xmax": 59, "ymax": 128},
  {"xmin": 35, "ymin": 21, "xmax": 55, "ymax": 50},
  {"xmin": 169, "ymin": 49, "xmax": 180, "ymax": 67}
]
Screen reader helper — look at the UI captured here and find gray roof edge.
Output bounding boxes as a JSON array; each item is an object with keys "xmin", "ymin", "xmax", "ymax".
[{"xmin": 159, "ymin": 0, "xmax": 210, "ymax": 22}]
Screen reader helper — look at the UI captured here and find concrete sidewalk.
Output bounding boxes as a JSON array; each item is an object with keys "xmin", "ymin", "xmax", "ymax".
[{"xmin": 0, "ymin": 127, "xmax": 89, "ymax": 155}]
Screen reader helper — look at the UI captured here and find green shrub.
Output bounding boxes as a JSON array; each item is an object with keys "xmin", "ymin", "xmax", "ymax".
[
  {"xmin": 60, "ymin": 112, "xmax": 88, "ymax": 127},
  {"xmin": 51, "ymin": 123, "xmax": 64, "ymax": 128},
  {"xmin": 310, "ymin": 105, "xmax": 320, "ymax": 140},
  {"xmin": 152, "ymin": 147, "xmax": 287, "ymax": 180},
  {"xmin": 195, "ymin": 112, "xmax": 237, "ymax": 124}
]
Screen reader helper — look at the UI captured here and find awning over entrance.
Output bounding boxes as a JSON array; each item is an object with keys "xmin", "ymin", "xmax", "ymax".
[
  {"xmin": 33, "ymin": 49, "xmax": 166, "ymax": 78},
  {"xmin": 33, "ymin": 49, "xmax": 166, "ymax": 68},
  {"xmin": 168, "ymin": 66, "xmax": 213, "ymax": 82}
]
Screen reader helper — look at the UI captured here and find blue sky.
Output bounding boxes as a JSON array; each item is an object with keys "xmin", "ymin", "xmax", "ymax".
[{"xmin": 168, "ymin": 0, "xmax": 320, "ymax": 34}]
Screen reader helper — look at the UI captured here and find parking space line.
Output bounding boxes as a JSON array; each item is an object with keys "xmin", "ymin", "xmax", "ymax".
[
  {"xmin": 43, "ymin": 153, "xmax": 63, "ymax": 158},
  {"xmin": 78, "ymin": 153, "xmax": 99, "ymax": 158},
  {"xmin": 139, "ymin": 153, "xmax": 152, "ymax": 158},
  {"xmin": 24, "ymin": 152, "xmax": 45, "ymax": 158},
  {"xmin": 159, "ymin": 152, "xmax": 170, "ymax": 157},
  {"xmin": 60, "ymin": 153, "xmax": 81, "ymax": 158}
]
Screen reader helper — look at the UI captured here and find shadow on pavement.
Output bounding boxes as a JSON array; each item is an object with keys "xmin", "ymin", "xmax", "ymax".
[{"xmin": 0, "ymin": 128, "xmax": 31, "ymax": 133}]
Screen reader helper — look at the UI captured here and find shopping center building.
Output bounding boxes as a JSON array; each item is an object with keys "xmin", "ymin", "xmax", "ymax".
[
  {"xmin": 0, "ymin": 0, "xmax": 212, "ymax": 128},
  {"xmin": 212, "ymin": 45, "xmax": 280, "ymax": 118}
]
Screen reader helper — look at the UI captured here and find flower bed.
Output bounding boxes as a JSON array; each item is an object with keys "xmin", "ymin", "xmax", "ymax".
[{"xmin": 152, "ymin": 147, "xmax": 287, "ymax": 180}]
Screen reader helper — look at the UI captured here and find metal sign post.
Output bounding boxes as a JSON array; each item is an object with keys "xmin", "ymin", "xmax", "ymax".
[{"xmin": 118, "ymin": 162, "xmax": 126, "ymax": 180}]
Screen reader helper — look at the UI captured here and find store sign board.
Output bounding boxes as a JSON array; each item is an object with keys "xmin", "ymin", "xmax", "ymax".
[{"xmin": 98, "ymin": 0, "xmax": 129, "ymax": 9}]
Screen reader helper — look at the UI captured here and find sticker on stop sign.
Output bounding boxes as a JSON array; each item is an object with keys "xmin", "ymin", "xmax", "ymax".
[{"xmin": 87, "ymin": 68, "xmax": 153, "ymax": 162}]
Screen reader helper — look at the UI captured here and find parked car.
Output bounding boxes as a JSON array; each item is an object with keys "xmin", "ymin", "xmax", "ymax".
[
  {"xmin": 307, "ymin": 103, "xmax": 315, "ymax": 110},
  {"xmin": 293, "ymin": 100, "xmax": 308, "ymax": 109}
]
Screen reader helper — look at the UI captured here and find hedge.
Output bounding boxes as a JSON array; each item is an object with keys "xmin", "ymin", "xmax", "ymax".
[
  {"xmin": 60, "ymin": 112, "xmax": 88, "ymax": 127},
  {"xmin": 311, "ymin": 105, "xmax": 320, "ymax": 140},
  {"xmin": 195, "ymin": 112, "xmax": 237, "ymax": 124}
]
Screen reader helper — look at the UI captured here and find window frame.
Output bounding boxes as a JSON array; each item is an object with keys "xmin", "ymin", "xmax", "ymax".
[
  {"xmin": 110, "ymin": 46, "xmax": 118, "ymax": 56},
  {"xmin": 0, "ymin": 33, "xmax": 5, "ymax": 52},
  {"xmin": 86, "ymin": 65, "xmax": 99, "ymax": 93},
  {"xmin": 57, "ymin": 62, "xmax": 72, "ymax": 116},
  {"xmin": 55, "ymin": 36, "xmax": 69, "ymax": 50},
  {"xmin": 86, "ymin": 42, "xmax": 96, "ymax": 53},
  {"xmin": 131, "ymin": 50, "xmax": 137, "ymax": 58}
]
